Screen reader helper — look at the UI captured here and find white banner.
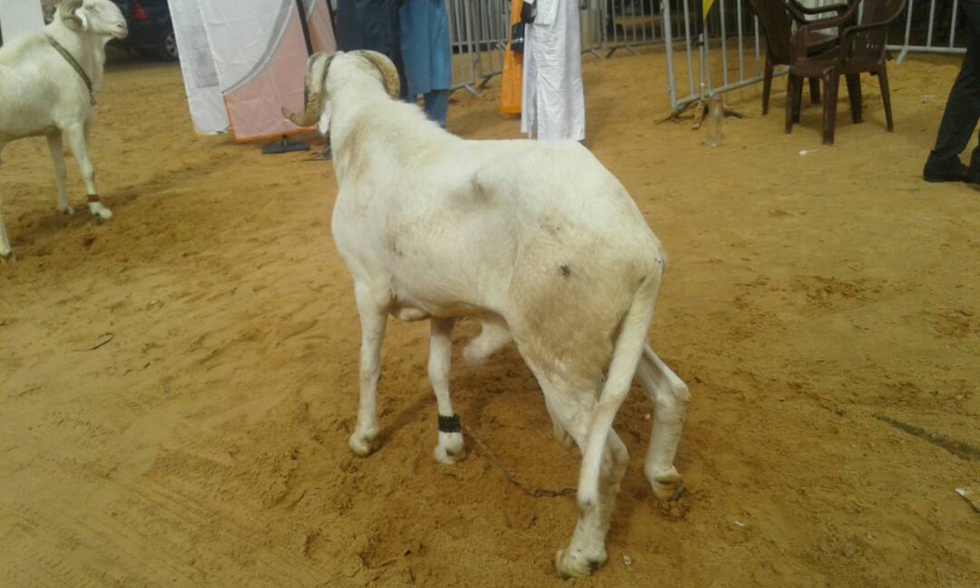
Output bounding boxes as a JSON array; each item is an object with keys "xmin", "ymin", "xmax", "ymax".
[
  {"xmin": 169, "ymin": 0, "xmax": 230, "ymax": 134},
  {"xmin": 0, "ymin": 0, "xmax": 44, "ymax": 46}
]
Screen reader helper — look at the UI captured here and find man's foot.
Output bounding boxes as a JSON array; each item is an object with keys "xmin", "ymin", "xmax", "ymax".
[
  {"xmin": 923, "ymin": 156, "xmax": 968, "ymax": 183},
  {"xmin": 968, "ymin": 148, "xmax": 980, "ymax": 185}
]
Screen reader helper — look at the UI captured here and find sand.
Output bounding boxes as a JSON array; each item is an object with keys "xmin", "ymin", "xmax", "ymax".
[{"xmin": 1, "ymin": 48, "xmax": 978, "ymax": 587}]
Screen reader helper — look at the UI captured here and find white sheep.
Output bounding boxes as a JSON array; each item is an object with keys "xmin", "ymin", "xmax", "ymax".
[
  {"xmin": 0, "ymin": 0, "xmax": 127, "ymax": 258},
  {"xmin": 285, "ymin": 50, "xmax": 691, "ymax": 578}
]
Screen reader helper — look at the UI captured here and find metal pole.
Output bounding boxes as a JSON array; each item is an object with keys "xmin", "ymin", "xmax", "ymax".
[
  {"xmin": 683, "ymin": 0, "xmax": 695, "ymax": 98},
  {"xmin": 295, "ymin": 0, "xmax": 314, "ymax": 56},
  {"xmin": 950, "ymin": 0, "xmax": 960, "ymax": 49},
  {"xmin": 926, "ymin": 0, "xmax": 936, "ymax": 48},
  {"xmin": 663, "ymin": 0, "xmax": 679, "ymax": 109},
  {"xmin": 720, "ymin": 0, "xmax": 729, "ymax": 87},
  {"xmin": 897, "ymin": 0, "xmax": 914, "ymax": 64}
]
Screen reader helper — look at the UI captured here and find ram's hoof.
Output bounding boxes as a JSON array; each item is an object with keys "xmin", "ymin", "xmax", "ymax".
[
  {"xmin": 433, "ymin": 433, "xmax": 466, "ymax": 465},
  {"xmin": 555, "ymin": 548, "xmax": 605, "ymax": 579},
  {"xmin": 348, "ymin": 432, "xmax": 375, "ymax": 457},
  {"xmin": 647, "ymin": 467, "xmax": 684, "ymax": 501},
  {"xmin": 89, "ymin": 203, "xmax": 113, "ymax": 222}
]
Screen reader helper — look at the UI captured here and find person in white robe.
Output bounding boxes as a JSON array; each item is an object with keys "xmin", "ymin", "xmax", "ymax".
[{"xmin": 520, "ymin": 0, "xmax": 585, "ymax": 142}]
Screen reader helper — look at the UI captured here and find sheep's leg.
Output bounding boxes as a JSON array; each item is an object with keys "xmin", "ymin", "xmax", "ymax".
[
  {"xmin": 46, "ymin": 132, "xmax": 71, "ymax": 215},
  {"xmin": 348, "ymin": 283, "xmax": 389, "ymax": 457},
  {"xmin": 0, "ymin": 194, "xmax": 10, "ymax": 259},
  {"xmin": 636, "ymin": 344, "xmax": 690, "ymax": 501},
  {"xmin": 64, "ymin": 124, "xmax": 111, "ymax": 220},
  {"xmin": 462, "ymin": 314, "xmax": 512, "ymax": 365},
  {"xmin": 557, "ymin": 428, "xmax": 629, "ymax": 578},
  {"xmin": 543, "ymin": 394, "xmax": 575, "ymax": 449},
  {"xmin": 429, "ymin": 317, "xmax": 465, "ymax": 464},
  {"xmin": 0, "ymin": 144, "xmax": 10, "ymax": 259},
  {"xmin": 528, "ymin": 368, "xmax": 623, "ymax": 578},
  {"xmin": 544, "ymin": 389, "xmax": 627, "ymax": 579}
]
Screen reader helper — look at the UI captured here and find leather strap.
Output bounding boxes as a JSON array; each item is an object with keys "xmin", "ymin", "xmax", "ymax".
[
  {"xmin": 47, "ymin": 35, "xmax": 95, "ymax": 106},
  {"xmin": 438, "ymin": 414, "xmax": 461, "ymax": 434}
]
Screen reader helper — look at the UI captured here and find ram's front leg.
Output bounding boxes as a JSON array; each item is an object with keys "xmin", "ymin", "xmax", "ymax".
[
  {"xmin": 429, "ymin": 317, "xmax": 465, "ymax": 464},
  {"xmin": 64, "ymin": 124, "xmax": 111, "ymax": 221},
  {"xmin": 348, "ymin": 283, "xmax": 389, "ymax": 457}
]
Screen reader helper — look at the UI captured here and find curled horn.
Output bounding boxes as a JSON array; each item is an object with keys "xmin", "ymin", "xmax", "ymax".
[
  {"xmin": 59, "ymin": 0, "xmax": 85, "ymax": 31},
  {"xmin": 349, "ymin": 50, "xmax": 401, "ymax": 100},
  {"xmin": 282, "ymin": 52, "xmax": 335, "ymax": 127}
]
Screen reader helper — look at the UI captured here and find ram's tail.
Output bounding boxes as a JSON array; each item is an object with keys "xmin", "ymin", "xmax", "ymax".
[{"xmin": 577, "ymin": 269, "xmax": 661, "ymax": 509}]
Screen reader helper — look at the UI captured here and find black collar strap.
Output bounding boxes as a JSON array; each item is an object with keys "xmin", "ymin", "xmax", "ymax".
[{"xmin": 47, "ymin": 35, "xmax": 95, "ymax": 106}]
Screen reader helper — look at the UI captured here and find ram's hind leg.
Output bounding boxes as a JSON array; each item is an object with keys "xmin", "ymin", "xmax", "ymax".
[
  {"xmin": 527, "ymin": 367, "xmax": 625, "ymax": 578},
  {"xmin": 0, "ymin": 145, "xmax": 10, "ymax": 258},
  {"xmin": 551, "ymin": 389, "xmax": 628, "ymax": 579},
  {"xmin": 0, "ymin": 193, "xmax": 10, "ymax": 259},
  {"xmin": 543, "ymin": 394, "xmax": 575, "ymax": 449},
  {"xmin": 348, "ymin": 283, "xmax": 389, "ymax": 457},
  {"xmin": 636, "ymin": 344, "xmax": 690, "ymax": 501},
  {"xmin": 429, "ymin": 317, "xmax": 465, "ymax": 464},
  {"xmin": 46, "ymin": 132, "xmax": 71, "ymax": 215}
]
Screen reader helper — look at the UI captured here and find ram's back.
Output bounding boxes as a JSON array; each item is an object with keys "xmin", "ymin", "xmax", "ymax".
[{"xmin": 350, "ymin": 138, "xmax": 663, "ymax": 317}]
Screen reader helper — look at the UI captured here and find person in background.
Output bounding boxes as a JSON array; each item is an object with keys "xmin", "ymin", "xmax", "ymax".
[
  {"xmin": 335, "ymin": 0, "xmax": 408, "ymax": 99},
  {"xmin": 399, "ymin": 0, "xmax": 452, "ymax": 127},
  {"xmin": 923, "ymin": 2, "xmax": 980, "ymax": 184},
  {"xmin": 520, "ymin": 0, "xmax": 585, "ymax": 141}
]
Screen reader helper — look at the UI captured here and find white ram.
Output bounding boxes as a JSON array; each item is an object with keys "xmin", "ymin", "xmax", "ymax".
[
  {"xmin": 285, "ymin": 50, "xmax": 691, "ymax": 578},
  {"xmin": 0, "ymin": 0, "xmax": 127, "ymax": 258}
]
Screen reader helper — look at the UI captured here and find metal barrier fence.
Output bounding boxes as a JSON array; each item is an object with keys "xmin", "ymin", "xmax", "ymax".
[
  {"xmin": 446, "ymin": 0, "xmax": 510, "ymax": 95},
  {"xmin": 889, "ymin": 0, "xmax": 967, "ymax": 62},
  {"xmin": 444, "ymin": 0, "xmax": 969, "ymax": 109},
  {"xmin": 661, "ymin": 0, "xmax": 767, "ymax": 113}
]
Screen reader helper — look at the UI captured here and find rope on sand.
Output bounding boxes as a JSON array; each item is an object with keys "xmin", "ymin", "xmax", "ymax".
[{"xmin": 462, "ymin": 423, "xmax": 576, "ymax": 499}]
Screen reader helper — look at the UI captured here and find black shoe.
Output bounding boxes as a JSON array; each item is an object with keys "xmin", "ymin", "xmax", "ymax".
[
  {"xmin": 923, "ymin": 156, "xmax": 969, "ymax": 183},
  {"xmin": 968, "ymin": 148, "xmax": 980, "ymax": 185}
]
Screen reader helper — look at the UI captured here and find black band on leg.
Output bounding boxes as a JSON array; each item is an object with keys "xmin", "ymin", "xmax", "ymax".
[{"xmin": 438, "ymin": 414, "xmax": 461, "ymax": 434}]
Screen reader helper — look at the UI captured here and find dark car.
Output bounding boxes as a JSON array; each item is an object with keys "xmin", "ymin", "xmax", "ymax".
[{"xmin": 111, "ymin": 0, "xmax": 177, "ymax": 61}]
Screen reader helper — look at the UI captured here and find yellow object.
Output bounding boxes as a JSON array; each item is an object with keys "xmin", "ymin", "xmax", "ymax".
[
  {"xmin": 703, "ymin": 0, "xmax": 716, "ymax": 21},
  {"xmin": 500, "ymin": 0, "xmax": 524, "ymax": 115}
]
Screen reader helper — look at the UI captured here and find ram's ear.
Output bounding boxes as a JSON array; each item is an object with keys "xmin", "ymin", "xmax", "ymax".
[{"xmin": 317, "ymin": 104, "xmax": 331, "ymax": 136}]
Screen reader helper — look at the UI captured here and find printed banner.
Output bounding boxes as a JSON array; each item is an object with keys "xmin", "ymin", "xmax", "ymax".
[{"xmin": 195, "ymin": 0, "xmax": 337, "ymax": 142}]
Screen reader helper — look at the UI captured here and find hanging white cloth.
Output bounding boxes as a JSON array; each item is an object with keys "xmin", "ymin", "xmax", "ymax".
[
  {"xmin": 0, "ymin": 0, "xmax": 44, "ymax": 46},
  {"xmin": 520, "ymin": 0, "xmax": 585, "ymax": 142}
]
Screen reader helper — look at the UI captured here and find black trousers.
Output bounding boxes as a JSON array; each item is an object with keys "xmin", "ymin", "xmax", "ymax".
[
  {"xmin": 931, "ymin": 1, "xmax": 980, "ymax": 161},
  {"xmin": 335, "ymin": 0, "xmax": 409, "ymax": 99}
]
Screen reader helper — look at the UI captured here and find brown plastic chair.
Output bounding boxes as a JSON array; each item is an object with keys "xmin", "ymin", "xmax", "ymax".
[
  {"xmin": 785, "ymin": 0, "xmax": 907, "ymax": 145},
  {"xmin": 745, "ymin": 0, "xmax": 853, "ymax": 115}
]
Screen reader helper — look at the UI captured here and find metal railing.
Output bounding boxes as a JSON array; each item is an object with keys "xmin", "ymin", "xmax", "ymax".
[
  {"xmin": 889, "ymin": 0, "xmax": 967, "ymax": 62},
  {"xmin": 444, "ymin": 0, "xmax": 968, "ymax": 110},
  {"xmin": 662, "ymin": 0, "xmax": 766, "ymax": 112},
  {"xmin": 446, "ymin": 0, "xmax": 510, "ymax": 95}
]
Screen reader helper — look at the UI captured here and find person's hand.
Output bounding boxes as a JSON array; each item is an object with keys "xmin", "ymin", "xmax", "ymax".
[{"xmin": 520, "ymin": 0, "xmax": 536, "ymax": 24}]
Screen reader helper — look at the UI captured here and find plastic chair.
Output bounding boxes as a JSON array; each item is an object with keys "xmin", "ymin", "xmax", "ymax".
[
  {"xmin": 745, "ymin": 0, "xmax": 853, "ymax": 115},
  {"xmin": 785, "ymin": 0, "xmax": 907, "ymax": 145}
]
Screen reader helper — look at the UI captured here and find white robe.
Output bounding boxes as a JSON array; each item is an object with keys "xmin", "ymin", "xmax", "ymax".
[{"xmin": 521, "ymin": 0, "xmax": 585, "ymax": 141}]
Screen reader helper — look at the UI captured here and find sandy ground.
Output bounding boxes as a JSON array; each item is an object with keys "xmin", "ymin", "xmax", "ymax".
[{"xmin": 1, "ymin": 47, "xmax": 979, "ymax": 587}]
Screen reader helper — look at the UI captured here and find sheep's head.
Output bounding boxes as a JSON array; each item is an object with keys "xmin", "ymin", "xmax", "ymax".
[
  {"xmin": 59, "ymin": 0, "xmax": 128, "ymax": 40},
  {"xmin": 282, "ymin": 51, "xmax": 401, "ymax": 135}
]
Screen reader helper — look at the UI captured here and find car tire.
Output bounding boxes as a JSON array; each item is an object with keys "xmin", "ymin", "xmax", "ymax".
[{"xmin": 158, "ymin": 27, "xmax": 178, "ymax": 61}]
